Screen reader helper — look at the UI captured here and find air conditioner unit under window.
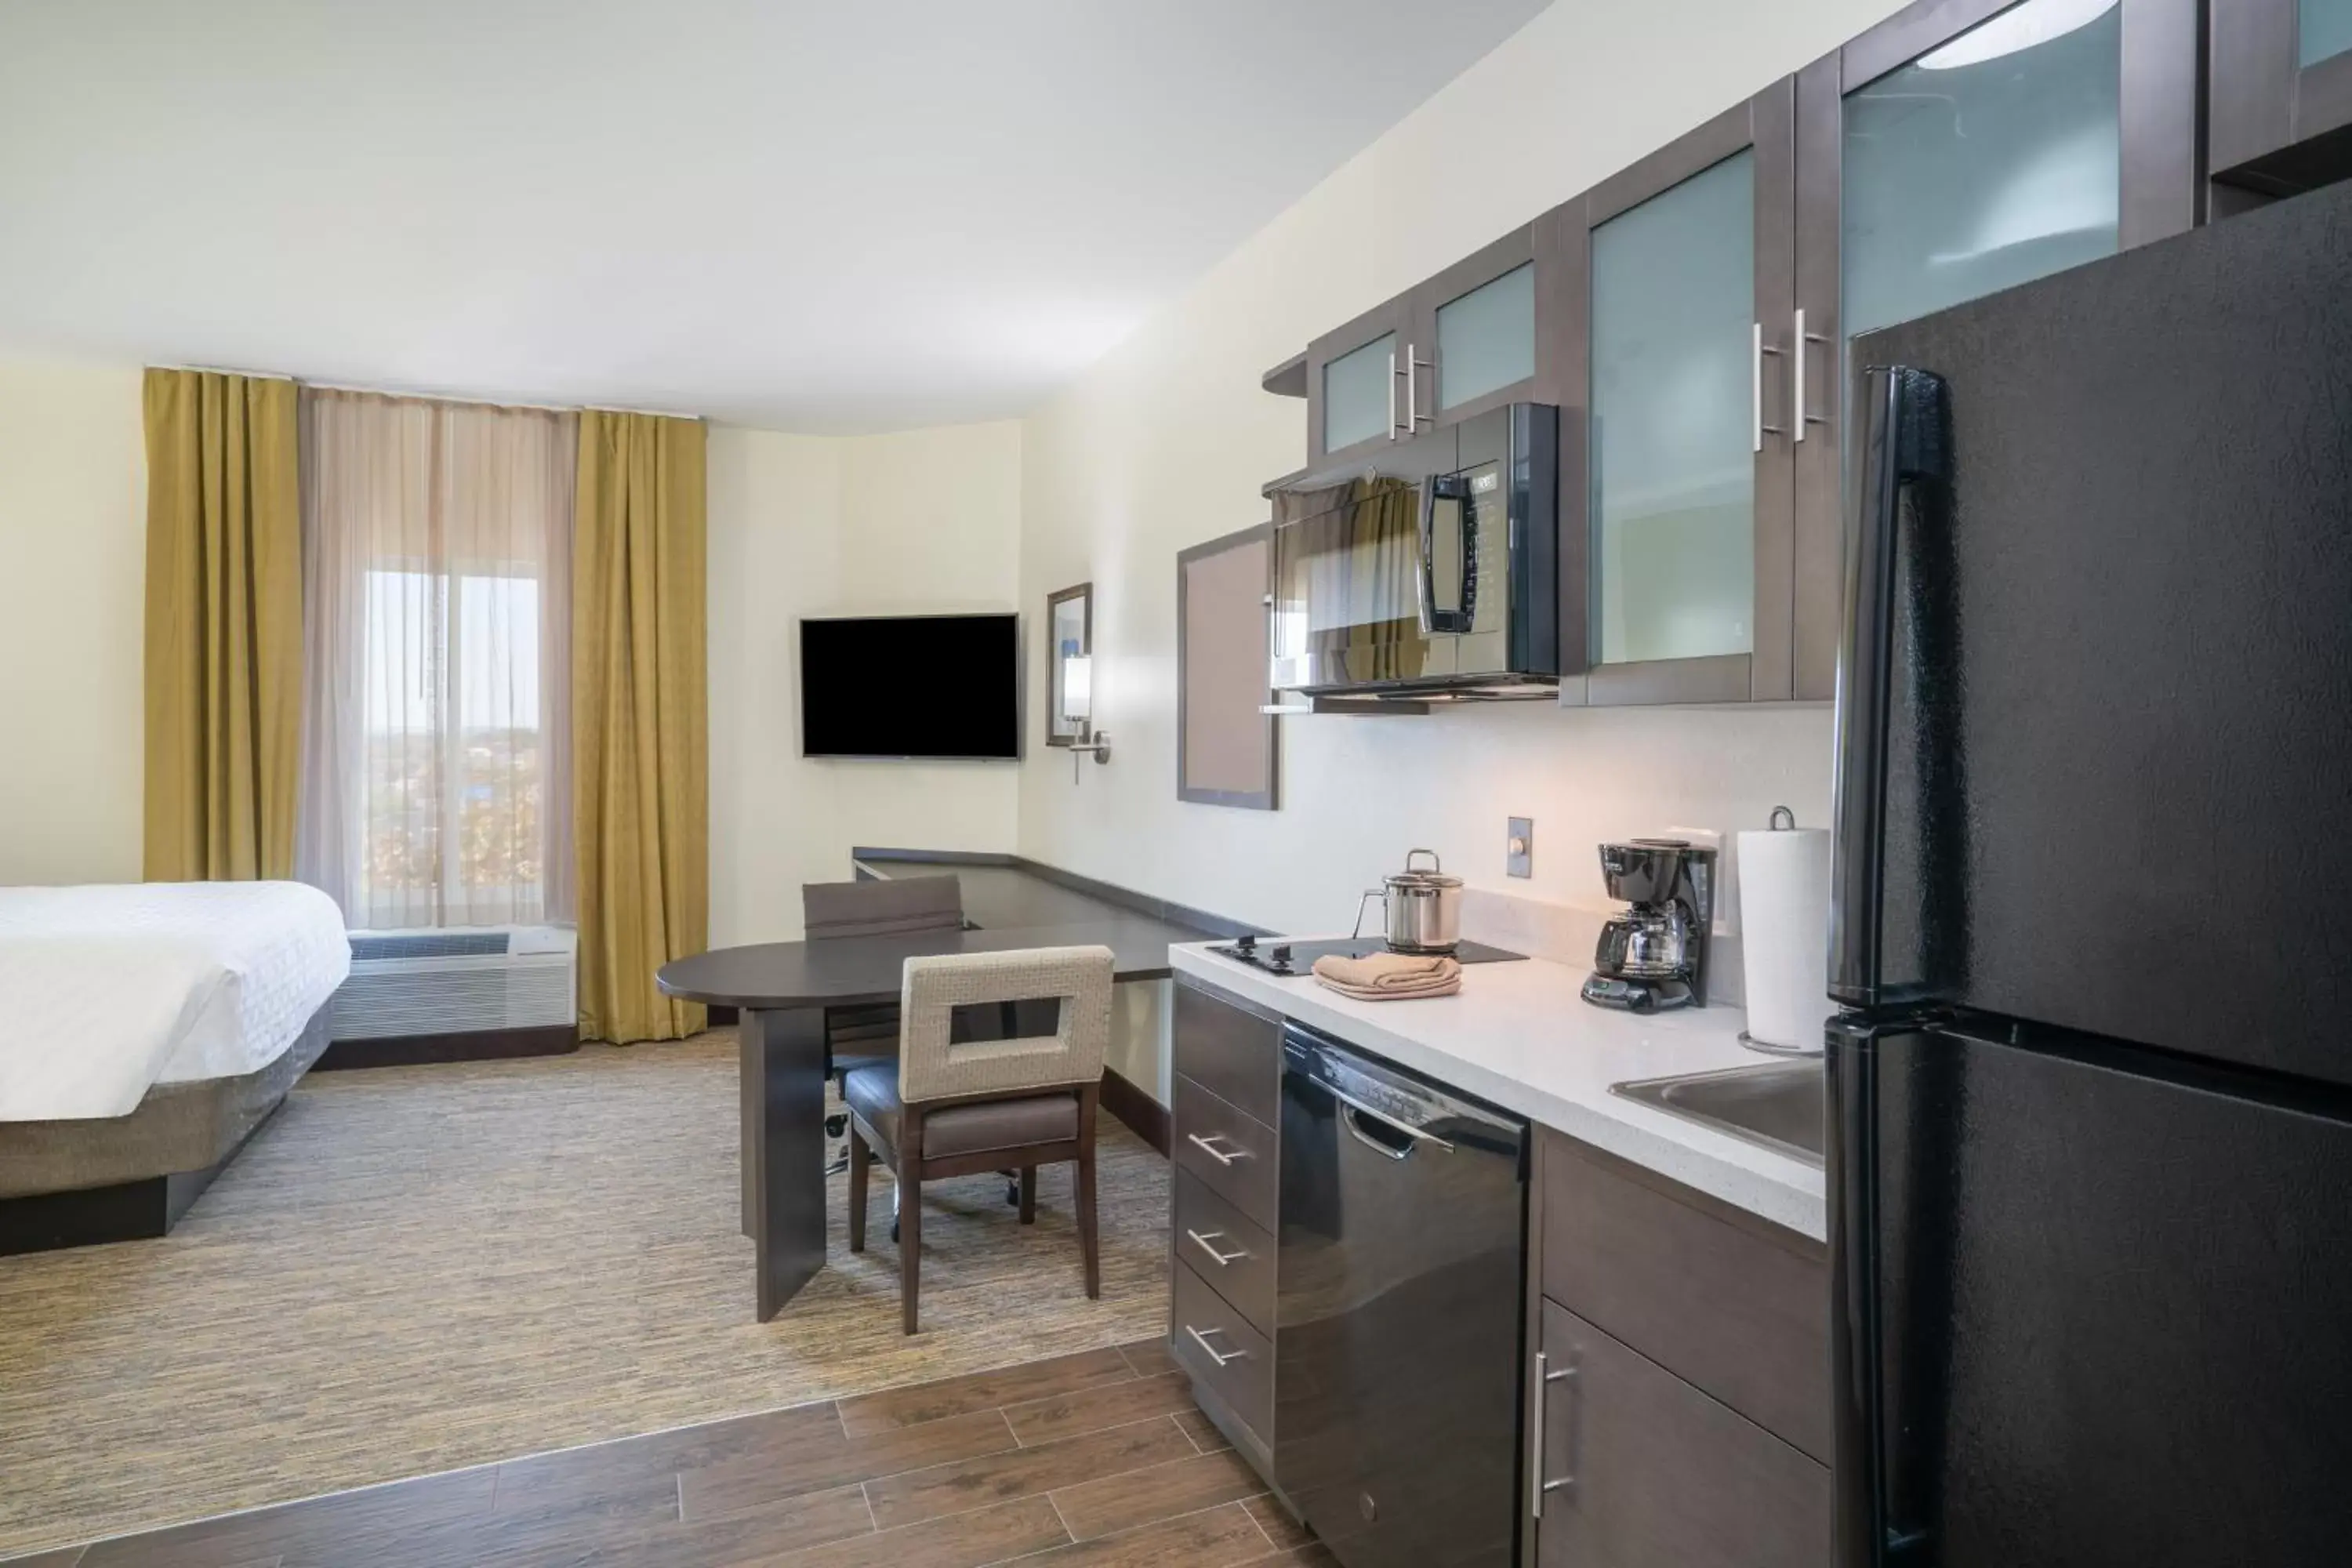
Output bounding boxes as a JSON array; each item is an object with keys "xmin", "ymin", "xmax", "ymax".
[{"xmin": 327, "ymin": 926, "xmax": 578, "ymax": 1040}]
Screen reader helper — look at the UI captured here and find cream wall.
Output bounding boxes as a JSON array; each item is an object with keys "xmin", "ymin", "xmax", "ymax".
[
  {"xmin": 707, "ymin": 419, "xmax": 1024, "ymax": 946},
  {"xmin": 1015, "ymin": 0, "xmax": 1910, "ymax": 944},
  {"xmin": 0, "ymin": 359, "xmax": 147, "ymax": 885}
]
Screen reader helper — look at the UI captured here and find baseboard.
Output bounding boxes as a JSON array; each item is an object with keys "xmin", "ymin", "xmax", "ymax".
[
  {"xmin": 312, "ymin": 1024, "xmax": 580, "ymax": 1071},
  {"xmin": 0, "ymin": 1099, "xmax": 282, "ymax": 1257},
  {"xmin": 1100, "ymin": 1066, "xmax": 1171, "ymax": 1157}
]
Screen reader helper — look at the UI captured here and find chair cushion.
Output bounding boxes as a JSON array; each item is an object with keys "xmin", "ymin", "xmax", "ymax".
[{"xmin": 840, "ymin": 1065, "xmax": 1080, "ymax": 1161}]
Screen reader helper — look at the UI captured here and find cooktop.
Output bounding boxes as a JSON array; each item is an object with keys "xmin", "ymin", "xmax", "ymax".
[{"xmin": 1204, "ymin": 934, "xmax": 1527, "ymax": 977}]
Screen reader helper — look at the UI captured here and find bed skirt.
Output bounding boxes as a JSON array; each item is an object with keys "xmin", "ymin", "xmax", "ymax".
[{"xmin": 0, "ymin": 1006, "xmax": 332, "ymax": 1253}]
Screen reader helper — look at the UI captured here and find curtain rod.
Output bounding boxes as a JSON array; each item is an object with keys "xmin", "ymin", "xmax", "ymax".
[{"xmin": 147, "ymin": 363, "xmax": 703, "ymax": 422}]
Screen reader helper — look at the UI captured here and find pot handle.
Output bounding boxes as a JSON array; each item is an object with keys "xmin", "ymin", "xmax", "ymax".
[
  {"xmin": 1352, "ymin": 888, "xmax": 1386, "ymax": 941},
  {"xmin": 1406, "ymin": 848, "xmax": 1442, "ymax": 874}
]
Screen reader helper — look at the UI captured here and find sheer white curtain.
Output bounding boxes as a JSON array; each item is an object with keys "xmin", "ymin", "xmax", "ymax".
[{"xmin": 296, "ymin": 389, "xmax": 576, "ymax": 929}]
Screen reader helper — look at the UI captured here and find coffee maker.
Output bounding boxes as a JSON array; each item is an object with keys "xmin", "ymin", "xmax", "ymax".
[{"xmin": 1581, "ymin": 838, "xmax": 1716, "ymax": 1012}]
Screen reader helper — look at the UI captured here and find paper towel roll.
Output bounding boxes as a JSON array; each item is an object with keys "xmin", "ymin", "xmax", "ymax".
[{"xmin": 1737, "ymin": 825, "xmax": 1833, "ymax": 1051}]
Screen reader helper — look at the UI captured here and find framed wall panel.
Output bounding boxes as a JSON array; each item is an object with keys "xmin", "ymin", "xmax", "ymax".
[{"xmin": 1177, "ymin": 524, "xmax": 1276, "ymax": 811}]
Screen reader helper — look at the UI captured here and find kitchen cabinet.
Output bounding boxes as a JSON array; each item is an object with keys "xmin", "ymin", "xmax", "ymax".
[
  {"xmin": 2212, "ymin": 0, "xmax": 2352, "ymax": 198},
  {"xmin": 1301, "ymin": 218, "xmax": 1563, "ymax": 466},
  {"xmin": 1167, "ymin": 976, "xmax": 1283, "ymax": 1472},
  {"xmin": 1788, "ymin": 0, "xmax": 2200, "ymax": 695},
  {"xmin": 1532, "ymin": 1301, "xmax": 1830, "ymax": 1568},
  {"xmin": 1555, "ymin": 81, "xmax": 1800, "ymax": 706},
  {"xmin": 1523, "ymin": 1129, "xmax": 1829, "ymax": 1567}
]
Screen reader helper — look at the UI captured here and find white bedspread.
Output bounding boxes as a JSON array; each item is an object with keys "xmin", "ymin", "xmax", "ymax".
[{"xmin": 0, "ymin": 882, "xmax": 350, "ymax": 1121}]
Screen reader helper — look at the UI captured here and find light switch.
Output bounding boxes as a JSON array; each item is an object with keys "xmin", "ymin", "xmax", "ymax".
[{"xmin": 1507, "ymin": 817, "xmax": 1533, "ymax": 879}]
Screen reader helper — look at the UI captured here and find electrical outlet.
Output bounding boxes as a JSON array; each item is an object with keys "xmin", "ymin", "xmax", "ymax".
[{"xmin": 1507, "ymin": 817, "xmax": 1534, "ymax": 879}]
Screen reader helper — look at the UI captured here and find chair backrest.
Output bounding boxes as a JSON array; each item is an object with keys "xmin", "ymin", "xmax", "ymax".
[
  {"xmin": 802, "ymin": 875, "xmax": 964, "ymax": 941},
  {"xmin": 898, "ymin": 946, "xmax": 1114, "ymax": 1105}
]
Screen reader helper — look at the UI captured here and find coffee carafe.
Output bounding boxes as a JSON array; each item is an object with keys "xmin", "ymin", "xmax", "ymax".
[{"xmin": 1581, "ymin": 838, "xmax": 1716, "ymax": 1012}]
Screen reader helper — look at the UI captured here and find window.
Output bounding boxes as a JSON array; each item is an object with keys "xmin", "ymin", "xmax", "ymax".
[{"xmin": 296, "ymin": 390, "xmax": 575, "ymax": 929}]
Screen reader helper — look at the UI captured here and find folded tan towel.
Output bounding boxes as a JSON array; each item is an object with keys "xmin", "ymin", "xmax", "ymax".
[{"xmin": 1311, "ymin": 951, "xmax": 1462, "ymax": 1000}]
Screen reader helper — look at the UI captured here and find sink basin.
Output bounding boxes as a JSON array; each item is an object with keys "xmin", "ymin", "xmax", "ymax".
[{"xmin": 1610, "ymin": 1060, "xmax": 1826, "ymax": 1167}]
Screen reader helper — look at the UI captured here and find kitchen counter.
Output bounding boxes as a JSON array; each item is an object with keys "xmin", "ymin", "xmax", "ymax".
[{"xmin": 1169, "ymin": 941, "xmax": 1827, "ymax": 1241}]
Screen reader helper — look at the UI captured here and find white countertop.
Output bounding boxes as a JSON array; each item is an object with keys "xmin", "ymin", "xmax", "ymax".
[{"xmin": 1168, "ymin": 941, "xmax": 1828, "ymax": 1242}]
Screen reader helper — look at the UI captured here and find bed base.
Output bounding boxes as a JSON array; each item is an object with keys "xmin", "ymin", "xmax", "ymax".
[{"xmin": 0, "ymin": 1007, "xmax": 332, "ymax": 1258}]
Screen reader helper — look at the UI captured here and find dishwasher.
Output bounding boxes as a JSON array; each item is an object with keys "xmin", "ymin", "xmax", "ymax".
[{"xmin": 1274, "ymin": 1022, "xmax": 1529, "ymax": 1568}]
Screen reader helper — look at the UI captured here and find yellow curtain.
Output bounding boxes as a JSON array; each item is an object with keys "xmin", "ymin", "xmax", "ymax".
[
  {"xmin": 573, "ymin": 411, "xmax": 708, "ymax": 1044},
  {"xmin": 140, "ymin": 368, "xmax": 303, "ymax": 882}
]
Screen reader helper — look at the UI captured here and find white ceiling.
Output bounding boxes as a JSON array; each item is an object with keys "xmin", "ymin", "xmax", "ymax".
[{"xmin": 0, "ymin": 0, "xmax": 1549, "ymax": 432}]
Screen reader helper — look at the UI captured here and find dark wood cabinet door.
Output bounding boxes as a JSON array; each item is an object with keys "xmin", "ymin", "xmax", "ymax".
[
  {"xmin": 1410, "ymin": 220, "xmax": 1551, "ymax": 430},
  {"xmin": 1534, "ymin": 1300, "xmax": 1829, "ymax": 1568},
  {"xmin": 2212, "ymin": 0, "xmax": 2352, "ymax": 197},
  {"xmin": 1555, "ymin": 79, "xmax": 1798, "ymax": 709},
  {"xmin": 1788, "ymin": 0, "xmax": 2201, "ymax": 699},
  {"xmin": 1305, "ymin": 292, "xmax": 1425, "ymax": 465}
]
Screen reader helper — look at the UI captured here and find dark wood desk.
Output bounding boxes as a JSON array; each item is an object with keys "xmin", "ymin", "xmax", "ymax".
[{"xmin": 656, "ymin": 855, "xmax": 1230, "ymax": 1322}]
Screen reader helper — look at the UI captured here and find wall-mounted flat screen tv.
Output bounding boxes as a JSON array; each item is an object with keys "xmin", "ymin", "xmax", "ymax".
[{"xmin": 800, "ymin": 613, "xmax": 1020, "ymax": 760}]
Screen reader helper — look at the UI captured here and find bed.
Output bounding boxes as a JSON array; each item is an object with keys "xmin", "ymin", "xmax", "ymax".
[{"xmin": 0, "ymin": 882, "xmax": 351, "ymax": 1254}]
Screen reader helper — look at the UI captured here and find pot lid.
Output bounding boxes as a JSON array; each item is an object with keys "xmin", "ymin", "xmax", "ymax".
[{"xmin": 1385, "ymin": 848, "xmax": 1461, "ymax": 890}]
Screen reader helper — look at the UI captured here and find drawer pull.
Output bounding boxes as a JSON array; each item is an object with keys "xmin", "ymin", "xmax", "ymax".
[
  {"xmin": 1185, "ymin": 1228, "xmax": 1249, "ymax": 1267},
  {"xmin": 1185, "ymin": 1323, "xmax": 1250, "ymax": 1367},
  {"xmin": 1186, "ymin": 1131, "xmax": 1251, "ymax": 1166},
  {"xmin": 1530, "ymin": 1350, "xmax": 1580, "ymax": 1519}
]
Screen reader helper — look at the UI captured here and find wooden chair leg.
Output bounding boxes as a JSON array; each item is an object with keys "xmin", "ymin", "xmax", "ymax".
[
  {"xmin": 1076, "ymin": 1087, "xmax": 1100, "ymax": 1299},
  {"xmin": 1019, "ymin": 1164, "xmax": 1037, "ymax": 1225},
  {"xmin": 898, "ymin": 1108, "xmax": 924, "ymax": 1335},
  {"xmin": 847, "ymin": 1125, "xmax": 869, "ymax": 1253}
]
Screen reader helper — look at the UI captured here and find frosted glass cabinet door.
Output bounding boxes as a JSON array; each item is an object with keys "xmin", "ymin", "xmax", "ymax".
[
  {"xmin": 1590, "ymin": 151, "xmax": 1759, "ymax": 667},
  {"xmin": 1322, "ymin": 332, "xmax": 1396, "ymax": 454},
  {"xmin": 1842, "ymin": 0, "xmax": 2124, "ymax": 346},
  {"xmin": 1436, "ymin": 262, "xmax": 1535, "ymax": 412},
  {"xmin": 2303, "ymin": 0, "xmax": 2352, "ymax": 65}
]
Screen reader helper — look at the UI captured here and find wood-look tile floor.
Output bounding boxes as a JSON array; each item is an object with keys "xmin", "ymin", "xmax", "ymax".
[{"xmin": 9, "ymin": 1341, "xmax": 1330, "ymax": 1568}]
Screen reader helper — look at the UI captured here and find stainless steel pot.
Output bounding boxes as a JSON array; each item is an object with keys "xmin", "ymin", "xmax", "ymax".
[{"xmin": 1359, "ymin": 848, "xmax": 1464, "ymax": 954}]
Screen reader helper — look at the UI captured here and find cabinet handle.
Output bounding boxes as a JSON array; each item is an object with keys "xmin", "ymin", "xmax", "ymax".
[
  {"xmin": 1186, "ymin": 1131, "xmax": 1250, "ymax": 1166},
  {"xmin": 1185, "ymin": 1323, "xmax": 1249, "ymax": 1367},
  {"xmin": 1388, "ymin": 348, "xmax": 1402, "ymax": 439},
  {"xmin": 1407, "ymin": 343, "xmax": 1435, "ymax": 429},
  {"xmin": 1185, "ymin": 1228, "xmax": 1248, "ymax": 1267},
  {"xmin": 1753, "ymin": 321, "xmax": 1786, "ymax": 453},
  {"xmin": 1530, "ymin": 1349, "xmax": 1580, "ymax": 1519},
  {"xmin": 1792, "ymin": 307, "xmax": 1831, "ymax": 444}
]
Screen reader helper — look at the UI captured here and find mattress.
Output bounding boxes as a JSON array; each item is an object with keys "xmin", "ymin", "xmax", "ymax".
[{"xmin": 0, "ymin": 882, "xmax": 350, "ymax": 1121}]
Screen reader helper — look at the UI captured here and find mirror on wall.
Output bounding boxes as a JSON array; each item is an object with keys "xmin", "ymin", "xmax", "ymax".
[{"xmin": 1045, "ymin": 583, "xmax": 1092, "ymax": 746}]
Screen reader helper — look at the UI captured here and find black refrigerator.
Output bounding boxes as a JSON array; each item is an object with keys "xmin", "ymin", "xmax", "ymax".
[{"xmin": 1828, "ymin": 177, "xmax": 2352, "ymax": 1566}]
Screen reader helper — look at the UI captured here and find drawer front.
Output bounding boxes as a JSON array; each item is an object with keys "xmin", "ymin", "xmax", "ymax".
[
  {"xmin": 1173, "ymin": 1073, "xmax": 1279, "ymax": 1229},
  {"xmin": 1541, "ymin": 1131, "xmax": 1830, "ymax": 1461},
  {"xmin": 1172, "ymin": 1257, "xmax": 1273, "ymax": 1442},
  {"xmin": 1174, "ymin": 978, "xmax": 1281, "ymax": 1128},
  {"xmin": 1172, "ymin": 1167, "xmax": 1276, "ymax": 1335},
  {"xmin": 1534, "ymin": 1299, "xmax": 1828, "ymax": 1568}
]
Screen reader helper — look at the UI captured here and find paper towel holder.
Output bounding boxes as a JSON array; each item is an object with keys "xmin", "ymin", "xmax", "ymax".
[{"xmin": 1739, "ymin": 805, "xmax": 1830, "ymax": 1058}]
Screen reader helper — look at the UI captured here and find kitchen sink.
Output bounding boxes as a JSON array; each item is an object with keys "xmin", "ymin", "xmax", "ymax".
[{"xmin": 1610, "ymin": 1060, "xmax": 1826, "ymax": 1167}]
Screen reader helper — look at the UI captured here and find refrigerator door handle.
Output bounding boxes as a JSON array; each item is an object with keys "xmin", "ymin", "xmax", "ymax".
[{"xmin": 1829, "ymin": 365, "xmax": 1946, "ymax": 1006}]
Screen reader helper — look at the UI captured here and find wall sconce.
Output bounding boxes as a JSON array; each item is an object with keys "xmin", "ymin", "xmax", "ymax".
[{"xmin": 1062, "ymin": 652, "xmax": 1111, "ymax": 779}]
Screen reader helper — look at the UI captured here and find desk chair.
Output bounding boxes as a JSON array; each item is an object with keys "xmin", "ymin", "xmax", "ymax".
[
  {"xmin": 801, "ymin": 874, "xmax": 966, "ymax": 1083},
  {"xmin": 844, "ymin": 946, "xmax": 1112, "ymax": 1334}
]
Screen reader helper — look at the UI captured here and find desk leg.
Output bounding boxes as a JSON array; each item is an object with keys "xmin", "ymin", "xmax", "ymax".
[{"xmin": 742, "ymin": 1005, "xmax": 827, "ymax": 1322}]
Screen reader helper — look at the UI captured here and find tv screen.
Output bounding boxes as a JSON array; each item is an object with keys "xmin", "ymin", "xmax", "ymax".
[{"xmin": 800, "ymin": 614, "xmax": 1020, "ymax": 760}]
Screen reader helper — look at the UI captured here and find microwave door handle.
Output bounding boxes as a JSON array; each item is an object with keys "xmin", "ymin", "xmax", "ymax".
[{"xmin": 1417, "ymin": 474, "xmax": 1474, "ymax": 636}]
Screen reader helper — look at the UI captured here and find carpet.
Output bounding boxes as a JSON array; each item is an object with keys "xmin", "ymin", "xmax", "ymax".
[{"xmin": 0, "ymin": 1032, "xmax": 1171, "ymax": 1559}]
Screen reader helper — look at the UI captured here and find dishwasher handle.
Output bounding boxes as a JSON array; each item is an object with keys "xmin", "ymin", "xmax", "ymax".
[{"xmin": 1328, "ymin": 1081, "xmax": 1455, "ymax": 1154}]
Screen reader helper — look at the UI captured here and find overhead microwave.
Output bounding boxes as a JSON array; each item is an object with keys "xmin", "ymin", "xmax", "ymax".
[{"xmin": 1268, "ymin": 402, "xmax": 1559, "ymax": 703}]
